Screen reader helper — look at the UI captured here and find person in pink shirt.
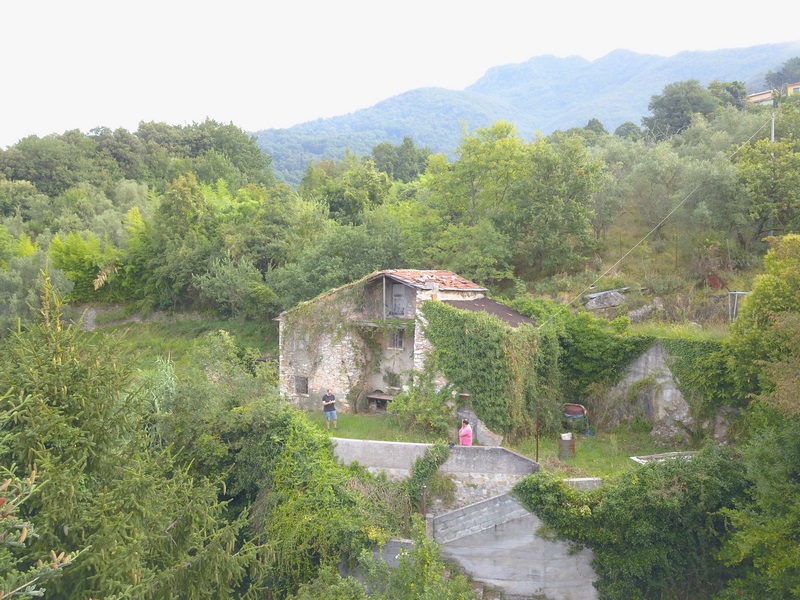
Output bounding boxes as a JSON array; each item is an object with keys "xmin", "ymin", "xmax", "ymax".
[{"xmin": 459, "ymin": 419, "xmax": 473, "ymax": 446}]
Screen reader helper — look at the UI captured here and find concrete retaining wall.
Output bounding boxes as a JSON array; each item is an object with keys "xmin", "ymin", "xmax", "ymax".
[
  {"xmin": 436, "ymin": 495, "xmax": 599, "ymax": 600},
  {"xmin": 432, "ymin": 493, "xmax": 529, "ymax": 544},
  {"xmin": 331, "ymin": 438, "xmax": 537, "ymax": 477},
  {"xmin": 331, "ymin": 439, "xmax": 539, "ymax": 505}
]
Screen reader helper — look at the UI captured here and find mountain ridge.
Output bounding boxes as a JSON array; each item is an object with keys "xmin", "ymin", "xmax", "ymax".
[{"xmin": 252, "ymin": 41, "xmax": 800, "ymax": 185}]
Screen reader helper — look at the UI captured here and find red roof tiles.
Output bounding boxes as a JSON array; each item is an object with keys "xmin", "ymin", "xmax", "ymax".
[{"xmin": 374, "ymin": 269, "xmax": 487, "ymax": 292}]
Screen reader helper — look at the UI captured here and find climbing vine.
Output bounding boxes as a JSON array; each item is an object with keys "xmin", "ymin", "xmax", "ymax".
[
  {"xmin": 661, "ymin": 338, "xmax": 741, "ymax": 424},
  {"xmin": 282, "ymin": 275, "xmax": 413, "ymax": 409},
  {"xmin": 420, "ymin": 300, "xmax": 560, "ymax": 438},
  {"xmin": 558, "ymin": 312, "xmax": 656, "ymax": 399}
]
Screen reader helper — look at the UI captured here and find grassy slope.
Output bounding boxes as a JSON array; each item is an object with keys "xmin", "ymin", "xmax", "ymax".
[{"xmin": 94, "ymin": 313, "xmax": 278, "ymax": 369}]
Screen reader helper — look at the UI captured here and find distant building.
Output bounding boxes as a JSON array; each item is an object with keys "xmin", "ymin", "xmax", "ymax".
[
  {"xmin": 747, "ymin": 81, "xmax": 800, "ymax": 105},
  {"xmin": 747, "ymin": 89, "xmax": 774, "ymax": 105}
]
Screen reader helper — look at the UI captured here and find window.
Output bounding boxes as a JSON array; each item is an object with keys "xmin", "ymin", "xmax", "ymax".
[
  {"xmin": 389, "ymin": 328, "xmax": 404, "ymax": 349},
  {"xmin": 295, "ymin": 376, "xmax": 308, "ymax": 395}
]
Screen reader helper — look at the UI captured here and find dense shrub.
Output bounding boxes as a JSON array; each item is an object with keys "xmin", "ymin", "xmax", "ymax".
[{"xmin": 514, "ymin": 442, "xmax": 748, "ymax": 599}]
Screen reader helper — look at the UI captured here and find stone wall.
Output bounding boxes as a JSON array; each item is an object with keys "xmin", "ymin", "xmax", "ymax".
[
  {"xmin": 331, "ymin": 439, "xmax": 538, "ymax": 508},
  {"xmin": 278, "ymin": 319, "xmax": 360, "ymax": 411}
]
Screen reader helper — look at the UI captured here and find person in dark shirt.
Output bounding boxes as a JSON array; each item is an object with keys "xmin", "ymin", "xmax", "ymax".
[{"xmin": 322, "ymin": 389, "xmax": 337, "ymax": 430}]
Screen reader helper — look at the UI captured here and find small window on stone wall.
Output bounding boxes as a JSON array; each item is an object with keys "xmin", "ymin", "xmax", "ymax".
[
  {"xmin": 295, "ymin": 376, "xmax": 309, "ymax": 395},
  {"xmin": 389, "ymin": 328, "xmax": 404, "ymax": 349}
]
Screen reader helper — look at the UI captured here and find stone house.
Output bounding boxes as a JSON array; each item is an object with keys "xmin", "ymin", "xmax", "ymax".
[{"xmin": 276, "ymin": 269, "xmax": 533, "ymax": 412}]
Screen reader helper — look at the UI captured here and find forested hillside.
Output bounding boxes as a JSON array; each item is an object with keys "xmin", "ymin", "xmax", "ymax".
[
  {"xmin": 254, "ymin": 41, "xmax": 800, "ymax": 184},
  {"xmin": 2, "ymin": 63, "xmax": 800, "ymax": 331},
  {"xmin": 3, "ymin": 59, "xmax": 800, "ymax": 598}
]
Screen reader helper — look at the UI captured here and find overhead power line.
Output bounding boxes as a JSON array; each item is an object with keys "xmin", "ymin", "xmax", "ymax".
[{"xmin": 538, "ymin": 115, "xmax": 774, "ymax": 330}]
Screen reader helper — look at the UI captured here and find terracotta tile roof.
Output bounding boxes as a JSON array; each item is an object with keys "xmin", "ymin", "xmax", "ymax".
[
  {"xmin": 373, "ymin": 269, "xmax": 487, "ymax": 292},
  {"xmin": 442, "ymin": 298, "xmax": 535, "ymax": 328}
]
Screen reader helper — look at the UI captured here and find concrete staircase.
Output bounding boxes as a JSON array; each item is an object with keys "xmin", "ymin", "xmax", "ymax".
[
  {"xmin": 432, "ymin": 493, "xmax": 529, "ymax": 544},
  {"xmin": 433, "ymin": 493, "xmax": 598, "ymax": 600}
]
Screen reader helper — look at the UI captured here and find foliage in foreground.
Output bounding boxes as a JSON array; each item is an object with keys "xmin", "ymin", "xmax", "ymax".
[
  {"xmin": 0, "ymin": 279, "xmax": 256, "ymax": 598},
  {"xmin": 140, "ymin": 331, "xmax": 411, "ymax": 599},
  {"xmin": 0, "ymin": 470, "xmax": 79, "ymax": 599},
  {"xmin": 716, "ymin": 409, "xmax": 800, "ymax": 598},
  {"xmin": 289, "ymin": 517, "xmax": 478, "ymax": 600},
  {"xmin": 513, "ymin": 443, "xmax": 747, "ymax": 599}
]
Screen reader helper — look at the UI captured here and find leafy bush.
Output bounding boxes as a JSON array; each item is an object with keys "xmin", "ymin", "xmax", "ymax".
[
  {"xmin": 405, "ymin": 441, "xmax": 450, "ymax": 513},
  {"xmin": 514, "ymin": 442, "xmax": 748, "ymax": 599},
  {"xmin": 388, "ymin": 370, "xmax": 454, "ymax": 437},
  {"xmin": 290, "ymin": 516, "xmax": 478, "ymax": 600},
  {"xmin": 0, "ymin": 278, "xmax": 255, "ymax": 598}
]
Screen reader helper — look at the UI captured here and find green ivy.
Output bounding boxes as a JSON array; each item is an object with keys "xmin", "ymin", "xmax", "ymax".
[
  {"xmin": 661, "ymin": 338, "xmax": 743, "ymax": 427},
  {"xmin": 405, "ymin": 440, "xmax": 450, "ymax": 512},
  {"xmin": 514, "ymin": 442, "xmax": 748, "ymax": 599},
  {"xmin": 421, "ymin": 300, "xmax": 560, "ymax": 438},
  {"xmin": 558, "ymin": 312, "xmax": 656, "ymax": 398}
]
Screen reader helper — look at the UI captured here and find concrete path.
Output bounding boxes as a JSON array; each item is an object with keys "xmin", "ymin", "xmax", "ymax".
[{"xmin": 439, "ymin": 510, "xmax": 598, "ymax": 600}]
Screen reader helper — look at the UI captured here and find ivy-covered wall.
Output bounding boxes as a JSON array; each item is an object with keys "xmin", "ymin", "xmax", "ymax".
[{"xmin": 420, "ymin": 300, "xmax": 561, "ymax": 438}]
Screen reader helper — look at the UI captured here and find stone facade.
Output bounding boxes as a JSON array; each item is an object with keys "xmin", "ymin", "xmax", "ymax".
[{"xmin": 277, "ymin": 270, "xmax": 491, "ymax": 411}]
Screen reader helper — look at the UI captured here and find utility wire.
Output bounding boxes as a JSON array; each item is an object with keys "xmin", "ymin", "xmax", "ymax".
[{"xmin": 538, "ymin": 116, "xmax": 773, "ymax": 330}]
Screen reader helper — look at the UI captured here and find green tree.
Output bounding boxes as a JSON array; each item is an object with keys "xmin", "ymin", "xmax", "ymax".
[
  {"xmin": 0, "ymin": 278, "xmax": 256, "ymax": 598},
  {"xmin": 587, "ymin": 136, "xmax": 639, "ymax": 240},
  {"xmin": 729, "ymin": 234, "xmax": 800, "ymax": 399},
  {"xmin": 193, "ymin": 252, "xmax": 278, "ymax": 318},
  {"xmin": 626, "ymin": 142, "xmax": 691, "ymax": 239},
  {"xmin": 424, "ymin": 122, "xmax": 525, "ymax": 227},
  {"xmin": 298, "ymin": 153, "xmax": 391, "ymax": 225},
  {"xmin": 765, "ymin": 56, "xmax": 800, "ymax": 91},
  {"xmin": 502, "ymin": 135, "xmax": 601, "ymax": 278},
  {"xmin": 266, "ymin": 222, "xmax": 405, "ymax": 308},
  {"xmin": 718, "ymin": 410, "xmax": 800, "ymax": 599},
  {"xmin": 734, "ymin": 138, "xmax": 800, "ymax": 242},
  {"xmin": 613, "ymin": 121, "xmax": 643, "ymax": 140},
  {"xmin": 642, "ymin": 80, "xmax": 721, "ymax": 140},
  {"xmin": 707, "ymin": 80, "xmax": 748, "ymax": 109},
  {"xmin": 48, "ymin": 231, "xmax": 120, "ymax": 301},
  {"xmin": 0, "ymin": 469, "xmax": 80, "ymax": 599},
  {"xmin": 90, "ymin": 126, "xmax": 147, "ymax": 181},
  {"xmin": 0, "ymin": 254, "xmax": 72, "ymax": 336},
  {"xmin": 425, "ymin": 220, "xmax": 513, "ymax": 288},
  {"xmin": 0, "ymin": 131, "xmax": 107, "ymax": 197},
  {"xmin": 147, "ymin": 173, "xmax": 219, "ymax": 308},
  {"xmin": 371, "ymin": 137, "xmax": 430, "ymax": 183}
]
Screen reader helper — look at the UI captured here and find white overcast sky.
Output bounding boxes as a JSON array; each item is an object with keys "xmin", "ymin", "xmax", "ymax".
[{"xmin": 2, "ymin": 0, "xmax": 799, "ymax": 149}]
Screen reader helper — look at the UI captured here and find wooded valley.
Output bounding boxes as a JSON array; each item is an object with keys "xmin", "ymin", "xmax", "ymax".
[{"xmin": 1, "ymin": 58, "xmax": 800, "ymax": 598}]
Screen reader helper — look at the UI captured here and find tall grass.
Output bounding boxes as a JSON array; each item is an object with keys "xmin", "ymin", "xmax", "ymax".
[{"xmin": 97, "ymin": 317, "xmax": 278, "ymax": 368}]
